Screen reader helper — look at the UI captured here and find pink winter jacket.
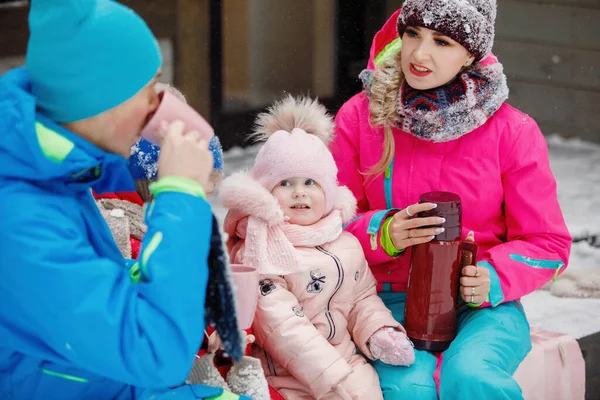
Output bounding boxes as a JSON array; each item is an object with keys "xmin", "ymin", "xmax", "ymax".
[
  {"xmin": 331, "ymin": 10, "xmax": 572, "ymax": 308},
  {"xmin": 220, "ymin": 172, "xmax": 400, "ymax": 399}
]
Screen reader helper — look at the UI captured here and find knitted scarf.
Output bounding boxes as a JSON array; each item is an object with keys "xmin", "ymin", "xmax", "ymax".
[
  {"xmin": 237, "ymin": 211, "xmax": 343, "ymax": 276},
  {"xmin": 204, "ymin": 214, "xmax": 245, "ymax": 361},
  {"xmin": 361, "ymin": 62, "xmax": 509, "ymax": 142}
]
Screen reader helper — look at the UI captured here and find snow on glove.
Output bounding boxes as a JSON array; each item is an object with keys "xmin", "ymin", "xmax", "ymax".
[{"xmin": 368, "ymin": 327, "xmax": 415, "ymax": 366}]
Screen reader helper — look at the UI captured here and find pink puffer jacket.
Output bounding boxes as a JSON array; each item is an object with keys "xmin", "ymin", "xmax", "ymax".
[
  {"xmin": 330, "ymin": 10, "xmax": 572, "ymax": 307},
  {"xmin": 220, "ymin": 172, "xmax": 400, "ymax": 399}
]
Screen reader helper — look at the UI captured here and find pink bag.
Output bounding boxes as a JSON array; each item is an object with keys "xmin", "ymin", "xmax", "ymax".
[{"xmin": 514, "ymin": 328, "xmax": 585, "ymax": 400}]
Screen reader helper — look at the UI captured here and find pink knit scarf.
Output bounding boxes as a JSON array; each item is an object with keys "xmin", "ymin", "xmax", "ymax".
[{"xmin": 237, "ymin": 211, "xmax": 343, "ymax": 275}]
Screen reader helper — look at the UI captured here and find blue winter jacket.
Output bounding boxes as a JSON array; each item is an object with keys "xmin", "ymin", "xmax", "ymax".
[{"xmin": 0, "ymin": 68, "xmax": 222, "ymax": 399}]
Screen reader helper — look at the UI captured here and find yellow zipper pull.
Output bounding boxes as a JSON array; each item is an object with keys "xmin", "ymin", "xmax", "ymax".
[{"xmin": 552, "ymin": 262, "xmax": 565, "ymax": 282}]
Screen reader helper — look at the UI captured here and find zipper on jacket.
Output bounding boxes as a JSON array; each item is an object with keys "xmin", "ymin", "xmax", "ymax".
[
  {"xmin": 384, "ymin": 157, "xmax": 395, "ymax": 209},
  {"xmin": 364, "ymin": 156, "xmax": 396, "ymax": 251},
  {"xmin": 509, "ymin": 254, "xmax": 565, "ymax": 282},
  {"xmin": 316, "ymin": 246, "xmax": 344, "ymax": 340}
]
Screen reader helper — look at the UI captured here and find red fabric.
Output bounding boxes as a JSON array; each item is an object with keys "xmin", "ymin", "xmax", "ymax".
[
  {"xmin": 367, "ymin": 8, "xmax": 401, "ymax": 70},
  {"xmin": 433, "ymin": 352, "xmax": 443, "ymax": 396},
  {"xmin": 130, "ymin": 238, "xmax": 141, "ymax": 259},
  {"xmin": 268, "ymin": 387, "xmax": 285, "ymax": 400},
  {"xmin": 93, "ymin": 191, "xmax": 144, "ymax": 206}
]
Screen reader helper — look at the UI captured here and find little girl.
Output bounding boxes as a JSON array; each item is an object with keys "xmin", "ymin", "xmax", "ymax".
[{"xmin": 220, "ymin": 96, "xmax": 414, "ymax": 399}]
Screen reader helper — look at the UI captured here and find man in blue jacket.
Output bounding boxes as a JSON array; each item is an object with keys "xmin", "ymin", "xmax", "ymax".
[{"xmin": 0, "ymin": 1, "xmax": 246, "ymax": 399}]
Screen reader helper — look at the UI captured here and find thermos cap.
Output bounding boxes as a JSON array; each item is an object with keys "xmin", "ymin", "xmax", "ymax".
[{"xmin": 418, "ymin": 191, "xmax": 461, "ymax": 241}]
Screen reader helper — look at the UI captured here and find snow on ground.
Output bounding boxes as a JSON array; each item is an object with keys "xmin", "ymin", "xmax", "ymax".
[
  {"xmin": 210, "ymin": 135, "xmax": 600, "ymax": 339},
  {"xmin": 521, "ymin": 135, "xmax": 600, "ymax": 339}
]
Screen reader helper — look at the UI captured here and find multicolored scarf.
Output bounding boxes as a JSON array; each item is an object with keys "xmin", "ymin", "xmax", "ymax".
[{"xmin": 362, "ymin": 62, "xmax": 509, "ymax": 142}]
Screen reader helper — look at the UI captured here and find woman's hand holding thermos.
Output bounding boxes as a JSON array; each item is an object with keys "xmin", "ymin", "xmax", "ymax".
[
  {"xmin": 389, "ymin": 204, "xmax": 491, "ymax": 305},
  {"xmin": 459, "ymin": 231, "xmax": 491, "ymax": 305},
  {"xmin": 388, "ymin": 202, "xmax": 444, "ymax": 251}
]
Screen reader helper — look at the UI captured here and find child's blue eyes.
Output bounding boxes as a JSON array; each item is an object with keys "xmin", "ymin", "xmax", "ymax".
[{"xmin": 279, "ymin": 179, "xmax": 316, "ymax": 187}]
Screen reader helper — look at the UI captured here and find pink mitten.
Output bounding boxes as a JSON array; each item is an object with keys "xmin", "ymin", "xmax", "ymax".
[{"xmin": 369, "ymin": 327, "xmax": 415, "ymax": 366}]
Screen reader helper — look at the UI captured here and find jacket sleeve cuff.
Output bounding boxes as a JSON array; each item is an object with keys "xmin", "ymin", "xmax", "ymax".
[
  {"xmin": 380, "ymin": 216, "xmax": 404, "ymax": 257},
  {"xmin": 149, "ymin": 176, "xmax": 206, "ymax": 199},
  {"xmin": 477, "ymin": 260, "xmax": 505, "ymax": 307}
]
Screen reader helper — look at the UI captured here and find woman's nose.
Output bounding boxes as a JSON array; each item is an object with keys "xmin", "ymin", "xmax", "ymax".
[{"xmin": 413, "ymin": 41, "xmax": 430, "ymax": 61}]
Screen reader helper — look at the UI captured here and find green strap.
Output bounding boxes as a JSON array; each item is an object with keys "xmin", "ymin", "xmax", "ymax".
[
  {"xmin": 129, "ymin": 262, "xmax": 141, "ymax": 283},
  {"xmin": 149, "ymin": 176, "xmax": 206, "ymax": 198},
  {"xmin": 380, "ymin": 216, "xmax": 404, "ymax": 257},
  {"xmin": 207, "ymin": 392, "xmax": 240, "ymax": 400}
]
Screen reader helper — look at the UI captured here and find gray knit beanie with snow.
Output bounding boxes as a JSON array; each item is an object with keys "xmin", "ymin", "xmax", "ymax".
[{"xmin": 397, "ymin": 0, "xmax": 497, "ymax": 60}]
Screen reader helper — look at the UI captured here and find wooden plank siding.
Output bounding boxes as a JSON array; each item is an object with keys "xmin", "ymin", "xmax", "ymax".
[
  {"xmin": 174, "ymin": 0, "xmax": 212, "ymax": 118},
  {"xmin": 0, "ymin": 0, "xmax": 212, "ymax": 120},
  {"xmin": 495, "ymin": 0, "xmax": 600, "ymax": 142},
  {"xmin": 495, "ymin": 41, "xmax": 600, "ymax": 91},
  {"xmin": 505, "ymin": 0, "xmax": 600, "ymax": 9},
  {"xmin": 496, "ymin": 1, "xmax": 600, "ymax": 50}
]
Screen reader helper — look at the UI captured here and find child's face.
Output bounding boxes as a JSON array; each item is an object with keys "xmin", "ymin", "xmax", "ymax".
[{"xmin": 271, "ymin": 177, "xmax": 326, "ymax": 226}]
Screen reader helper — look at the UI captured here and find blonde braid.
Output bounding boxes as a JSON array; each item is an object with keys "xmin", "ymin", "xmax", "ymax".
[{"xmin": 365, "ymin": 51, "xmax": 404, "ymax": 177}]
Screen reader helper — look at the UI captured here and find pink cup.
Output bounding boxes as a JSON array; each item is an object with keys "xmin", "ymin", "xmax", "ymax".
[
  {"xmin": 230, "ymin": 264, "xmax": 259, "ymax": 330},
  {"xmin": 140, "ymin": 90, "xmax": 214, "ymax": 145}
]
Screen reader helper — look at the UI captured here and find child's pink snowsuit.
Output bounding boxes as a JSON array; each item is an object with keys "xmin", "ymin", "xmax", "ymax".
[{"xmin": 221, "ymin": 172, "xmax": 402, "ymax": 400}]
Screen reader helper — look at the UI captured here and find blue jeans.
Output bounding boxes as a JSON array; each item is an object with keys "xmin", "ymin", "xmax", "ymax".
[{"xmin": 373, "ymin": 292, "xmax": 531, "ymax": 400}]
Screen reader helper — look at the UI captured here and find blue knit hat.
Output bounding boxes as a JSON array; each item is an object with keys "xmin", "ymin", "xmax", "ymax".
[
  {"xmin": 129, "ymin": 136, "xmax": 224, "ymax": 181},
  {"xmin": 26, "ymin": 0, "xmax": 162, "ymax": 123}
]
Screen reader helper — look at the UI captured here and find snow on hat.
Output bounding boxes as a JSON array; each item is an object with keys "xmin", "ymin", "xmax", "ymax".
[
  {"xmin": 129, "ymin": 135, "xmax": 223, "ymax": 180},
  {"xmin": 26, "ymin": 0, "xmax": 162, "ymax": 123},
  {"xmin": 250, "ymin": 96, "xmax": 340, "ymax": 213},
  {"xmin": 397, "ymin": 0, "xmax": 497, "ymax": 60}
]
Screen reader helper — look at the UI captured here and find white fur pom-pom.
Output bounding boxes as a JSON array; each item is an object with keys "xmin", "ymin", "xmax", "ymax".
[
  {"xmin": 252, "ymin": 95, "xmax": 335, "ymax": 145},
  {"xmin": 333, "ymin": 186, "xmax": 358, "ymax": 224}
]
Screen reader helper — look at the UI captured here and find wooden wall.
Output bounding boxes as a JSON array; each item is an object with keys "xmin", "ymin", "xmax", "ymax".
[
  {"xmin": 0, "ymin": 0, "xmax": 213, "ymax": 118},
  {"xmin": 1, "ymin": 0, "xmax": 599, "ymax": 143},
  {"xmin": 494, "ymin": 0, "xmax": 600, "ymax": 143}
]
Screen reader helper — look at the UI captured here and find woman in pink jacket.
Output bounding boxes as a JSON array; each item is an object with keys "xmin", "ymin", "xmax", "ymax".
[
  {"xmin": 331, "ymin": 1, "xmax": 572, "ymax": 399},
  {"xmin": 220, "ymin": 96, "xmax": 415, "ymax": 399}
]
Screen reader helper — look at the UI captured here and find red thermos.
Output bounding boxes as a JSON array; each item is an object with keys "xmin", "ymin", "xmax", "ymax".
[{"xmin": 403, "ymin": 192, "xmax": 477, "ymax": 352}]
